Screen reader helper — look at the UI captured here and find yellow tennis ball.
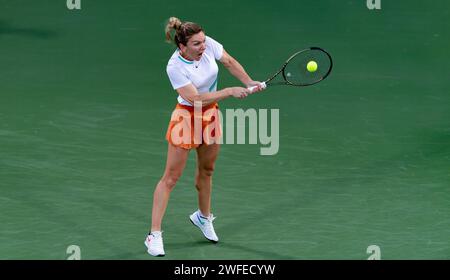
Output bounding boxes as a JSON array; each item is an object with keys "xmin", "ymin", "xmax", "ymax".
[{"xmin": 307, "ymin": 61, "xmax": 318, "ymax": 72}]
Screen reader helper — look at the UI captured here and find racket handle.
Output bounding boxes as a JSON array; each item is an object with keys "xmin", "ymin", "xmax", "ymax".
[{"xmin": 247, "ymin": 82, "xmax": 266, "ymax": 93}]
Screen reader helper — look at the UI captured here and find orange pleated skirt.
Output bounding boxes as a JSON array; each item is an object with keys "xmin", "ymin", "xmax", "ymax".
[{"xmin": 165, "ymin": 102, "xmax": 222, "ymax": 149}]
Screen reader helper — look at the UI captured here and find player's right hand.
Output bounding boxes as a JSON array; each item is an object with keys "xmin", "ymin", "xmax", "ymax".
[{"xmin": 246, "ymin": 81, "xmax": 266, "ymax": 93}]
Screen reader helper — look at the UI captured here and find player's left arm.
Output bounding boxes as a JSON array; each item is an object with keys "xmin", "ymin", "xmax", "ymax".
[{"xmin": 220, "ymin": 50, "xmax": 262, "ymax": 91}]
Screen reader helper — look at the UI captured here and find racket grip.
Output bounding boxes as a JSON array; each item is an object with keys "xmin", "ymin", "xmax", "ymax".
[{"xmin": 247, "ymin": 82, "xmax": 266, "ymax": 93}]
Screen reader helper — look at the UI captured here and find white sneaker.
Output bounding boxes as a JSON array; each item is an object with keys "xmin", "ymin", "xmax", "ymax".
[
  {"xmin": 189, "ymin": 210, "xmax": 219, "ymax": 243},
  {"xmin": 144, "ymin": 231, "xmax": 165, "ymax": 257}
]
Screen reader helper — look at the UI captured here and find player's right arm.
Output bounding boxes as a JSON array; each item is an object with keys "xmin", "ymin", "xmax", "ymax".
[{"xmin": 176, "ymin": 84, "xmax": 250, "ymax": 106}]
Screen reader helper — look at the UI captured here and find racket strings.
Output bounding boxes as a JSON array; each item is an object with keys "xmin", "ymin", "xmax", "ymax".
[{"xmin": 283, "ymin": 49, "xmax": 332, "ymax": 86}]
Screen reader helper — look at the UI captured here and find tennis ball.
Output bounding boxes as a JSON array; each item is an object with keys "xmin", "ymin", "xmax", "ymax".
[{"xmin": 307, "ymin": 61, "xmax": 318, "ymax": 72}]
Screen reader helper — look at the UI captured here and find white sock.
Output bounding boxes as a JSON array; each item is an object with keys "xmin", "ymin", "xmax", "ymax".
[
  {"xmin": 150, "ymin": 231, "xmax": 162, "ymax": 238},
  {"xmin": 198, "ymin": 210, "xmax": 209, "ymax": 219}
]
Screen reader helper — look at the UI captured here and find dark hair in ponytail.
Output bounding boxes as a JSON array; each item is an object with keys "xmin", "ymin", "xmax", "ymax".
[{"xmin": 165, "ymin": 17, "xmax": 203, "ymax": 48}]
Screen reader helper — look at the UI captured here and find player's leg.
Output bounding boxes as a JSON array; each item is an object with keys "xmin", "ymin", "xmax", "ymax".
[
  {"xmin": 146, "ymin": 143, "xmax": 190, "ymax": 256},
  {"xmin": 195, "ymin": 143, "xmax": 220, "ymax": 216},
  {"xmin": 151, "ymin": 143, "xmax": 190, "ymax": 231},
  {"xmin": 189, "ymin": 143, "xmax": 220, "ymax": 243}
]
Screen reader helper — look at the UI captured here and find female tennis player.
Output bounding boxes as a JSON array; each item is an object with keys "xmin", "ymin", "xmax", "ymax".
[{"xmin": 145, "ymin": 17, "xmax": 264, "ymax": 257}]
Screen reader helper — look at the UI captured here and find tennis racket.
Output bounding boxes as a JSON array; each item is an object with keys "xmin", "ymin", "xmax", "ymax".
[{"xmin": 248, "ymin": 47, "xmax": 333, "ymax": 92}]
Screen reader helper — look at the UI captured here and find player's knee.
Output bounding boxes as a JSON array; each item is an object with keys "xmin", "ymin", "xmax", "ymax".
[
  {"xmin": 163, "ymin": 173, "xmax": 181, "ymax": 190},
  {"xmin": 199, "ymin": 165, "xmax": 215, "ymax": 177}
]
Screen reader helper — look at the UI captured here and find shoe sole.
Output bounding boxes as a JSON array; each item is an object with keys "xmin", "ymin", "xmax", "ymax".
[
  {"xmin": 144, "ymin": 241, "xmax": 165, "ymax": 257},
  {"xmin": 189, "ymin": 216, "xmax": 219, "ymax": 244}
]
